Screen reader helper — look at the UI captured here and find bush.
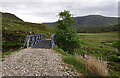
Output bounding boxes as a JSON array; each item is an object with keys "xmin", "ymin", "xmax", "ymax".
[
  {"xmin": 52, "ymin": 46, "xmax": 68, "ymax": 56},
  {"xmin": 108, "ymin": 55, "xmax": 120, "ymax": 62},
  {"xmin": 55, "ymin": 10, "xmax": 81, "ymax": 54},
  {"xmin": 113, "ymin": 40, "xmax": 120, "ymax": 50}
]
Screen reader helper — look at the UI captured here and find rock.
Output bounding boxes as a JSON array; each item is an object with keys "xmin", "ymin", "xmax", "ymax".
[
  {"xmin": 101, "ymin": 42, "xmax": 106, "ymax": 44},
  {"xmin": 100, "ymin": 46, "xmax": 103, "ymax": 48},
  {"xmin": 5, "ymin": 27, "xmax": 8, "ymax": 30},
  {"xmin": 28, "ymin": 30, "xmax": 32, "ymax": 34},
  {"xmin": 116, "ymin": 49, "xmax": 119, "ymax": 52},
  {"xmin": 83, "ymin": 54, "xmax": 88, "ymax": 58},
  {"xmin": 118, "ymin": 56, "xmax": 120, "ymax": 59},
  {"xmin": 16, "ymin": 31, "xmax": 19, "ymax": 33}
]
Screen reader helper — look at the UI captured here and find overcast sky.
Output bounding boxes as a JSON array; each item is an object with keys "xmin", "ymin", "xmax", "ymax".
[{"xmin": 0, "ymin": 0, "xmax": 119, "ymax": 23}]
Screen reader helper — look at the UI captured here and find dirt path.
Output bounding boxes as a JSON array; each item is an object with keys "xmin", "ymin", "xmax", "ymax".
[{"xmin": 2, "ymin": 48, "xmax": 81, "ymax": 76}]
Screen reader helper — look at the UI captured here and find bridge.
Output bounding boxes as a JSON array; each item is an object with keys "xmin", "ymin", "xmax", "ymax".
[
  {"xmin": 2, "ymin": 34, "xmax": 81, "ymax": 76},
  {"xmin": 22, "ymin": 34, "xmax": 56, "ymax": 49}
]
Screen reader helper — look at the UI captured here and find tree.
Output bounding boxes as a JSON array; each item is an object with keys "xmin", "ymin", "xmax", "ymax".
[{"xmin": 55, "ymin": 10, "xmax": 81, "ymax": 54}]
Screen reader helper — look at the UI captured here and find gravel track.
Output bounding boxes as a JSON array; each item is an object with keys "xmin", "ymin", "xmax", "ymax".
[{"xmin": 1, "ymin": 48, "xmax": 81, "ymax": 76}]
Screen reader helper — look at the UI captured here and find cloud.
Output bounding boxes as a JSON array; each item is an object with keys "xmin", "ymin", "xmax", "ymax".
[
  {"xmin": 0, "ymin": 1, "xmax": 118, "ymax": 23},
  {"xmin": 0, "ymin": 0, "xmax": 119, "ymax": 2}
]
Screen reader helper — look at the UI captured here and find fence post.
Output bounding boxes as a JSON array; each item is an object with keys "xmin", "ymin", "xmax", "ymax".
[
  {"xmin": 51, "ymin": 34, "xmax": 55, "ymax": 48},
  {"xmin": 43, "ymin": 34, "xmax": 45, "ymax": 40},
  {"xmin": 27, "ymin": 35, "xmax": 31, "ymax": 48},
  {"xmin": 23, "ymin": 35, "xmax": 29, "ymax": 48},
  {"xmin": 35, "ymin": 35, "xmax": 37, "ymax": 44},
  {"xmin": 31, "ymin": 35, "xmax": 35, "ymax": 47},
  {"xmin": 38, "ymin": 34, "xmax": 41, "ymax": 42},
  {"xmin": 41, "ymin": 35, "xmax": 42, "ymax": 39},
  {"xmin": 37, "ymin": 35, "xmax": 39, "ymax": 42}
]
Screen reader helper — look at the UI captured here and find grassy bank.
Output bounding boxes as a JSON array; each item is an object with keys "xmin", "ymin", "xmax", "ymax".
[
  {"xmin": 2, "ymin": 19, "xmax": 55, "ymax": 53},
  {"xmin": 53, "ymin": 31, "xmax": 120, "ymax": 76},
  {"xmin": 52, "ymin": 47, "xmax": 89, "ymax": 76},
  {"xmin": 52, "ymin": 47, "xmax": 108, "ymax": 76}
]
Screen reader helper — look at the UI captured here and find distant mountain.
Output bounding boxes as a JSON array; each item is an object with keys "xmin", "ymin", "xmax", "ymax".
[
  {"xmin": 0, "ymin": 12, "xmax": 23, "ymax": 21},
  {"xmin": 43, "ymin": 15, "xmax": 118, "ymax": 28},
  {"xmin": 77, "ymin": 25, "xmax": 119, "ymax": 33}
]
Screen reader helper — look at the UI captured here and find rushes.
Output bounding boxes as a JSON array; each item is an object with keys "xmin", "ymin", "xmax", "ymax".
[
  {"xmin": 86, "ymin": 56, "xmax": 108, "ymax": 76},
  {"xmin": 76, "ymin": 55, "xmax": 108, "ymax": 76}
]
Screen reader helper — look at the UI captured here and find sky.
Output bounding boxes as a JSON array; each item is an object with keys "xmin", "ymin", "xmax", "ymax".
[{"xmin": 0, "ymin": 0, "xmax": 119, "ymax": 23}]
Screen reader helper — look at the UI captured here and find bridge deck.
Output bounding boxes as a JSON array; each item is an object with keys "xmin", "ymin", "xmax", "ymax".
[{"xmin": 31, "ymin": 39, "xmax": 51, "ymax": 48}]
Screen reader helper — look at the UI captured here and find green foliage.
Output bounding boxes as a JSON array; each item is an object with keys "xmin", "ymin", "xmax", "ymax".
[
  {"xmin": 63, "ymin": 55, "xmax": 87, "ymax": 75},
  {"xmin": 55, "ymin": 10, "xmax": 81, "ymax": 54},
  {"xmin": 108, "ymin": 55, "xmax": 120, "ymax": 62},
  {"xmin": 52, "ymin": 46, "xmax": 68, "ymax": 56},
  {"xmin": 108, "ymin": 62, "xmax": 120, "ymax": 75},
  {"xmin": 113, "ymin": 40, "xmax": 120, "ymax": 50},
  {"xmin": 2, "ymin": 49, "xmax": 22, "ymax": 58}
]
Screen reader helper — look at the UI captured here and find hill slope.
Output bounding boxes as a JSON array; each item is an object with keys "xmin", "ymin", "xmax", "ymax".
[
  {"xmin": 2, "ymin": 12, "xmax": 55, "ymax": 52},
  {"xmin": 43, "ymin": 15, "xmax": 118, "ymax": 28},
  {"xmin": 0, "ymin": 12, "xmax": 23, "ymax": 21}
]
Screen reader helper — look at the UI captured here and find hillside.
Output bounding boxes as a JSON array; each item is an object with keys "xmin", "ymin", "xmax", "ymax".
[
  {"xmin": 2, "ymin": 12, "xmax": 55, "ymax": 52},
  {"xmin": 0, "ymin": 12, "xmax": 23, "ymax": 21},
  {"xmin": 43, "ymin": 15, "xmax": 118, "ymax": 28}
]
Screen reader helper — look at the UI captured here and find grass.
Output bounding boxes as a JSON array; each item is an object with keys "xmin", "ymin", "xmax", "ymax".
[
  {"xmin": 52, "ymin": 46, "xmax": 109, "ymax": 76},
  {"xmin": 2, "ymin": 48, "xmax": 22, "ymax": 58},
  {"xmin": 2, "ymin": 19, "xmax": 55, "ymax": 52},
  {"xmin": 78, "ymin": 32, "xmax": 119, "ymax": 59},
  {"xmin": 52, "ymin": 47, "xmax": 89, "ymax": 76},
  {"xmin": 78, "ymin": 31, "xmax": 120, "ymax": 76},
  {"xmin": 79, "ymin": 32, "xmax": 118, "ymax": 48},
  {"xmin": 63, "ymin": 55, "xmax": 89, "ymax": 75},
  {"xmin": 53, "ymin": 31, "xmax": 120, "ymax": 76}
]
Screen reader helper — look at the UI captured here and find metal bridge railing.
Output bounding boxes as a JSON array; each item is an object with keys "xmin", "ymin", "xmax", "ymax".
[{"xmin": 22, "ymin": 34, "xmax": 45, "ymax": 48}]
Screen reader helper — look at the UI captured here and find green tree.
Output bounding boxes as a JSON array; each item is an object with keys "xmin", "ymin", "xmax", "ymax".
[{"xmin": 55, "ymin": 10, "xmax": 81, "ymax": 54}]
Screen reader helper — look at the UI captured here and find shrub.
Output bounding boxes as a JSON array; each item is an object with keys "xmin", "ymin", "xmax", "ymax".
[
  {"xmin": 55, "ymin": 10, "xmax": 81, "ymax": 54},
  {"xmin": 108, "ymin": 62, "xmax": 120, "ymax": 71},
  {"xmin": 52, "ymin": 46, "xmax": 68, "ymax": 56},
  {"xmin": 108, "ymin": 55, "xmax": 120, "ymax": 62},
  {"xmin": 113, "ymin": 40, "xmax": 120, "ymax": 50}
]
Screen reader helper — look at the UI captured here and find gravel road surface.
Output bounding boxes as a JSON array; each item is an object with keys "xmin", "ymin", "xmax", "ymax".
[{"xmin": 1, "ymin": 48, "xmax": 81, "ymax": 76}]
